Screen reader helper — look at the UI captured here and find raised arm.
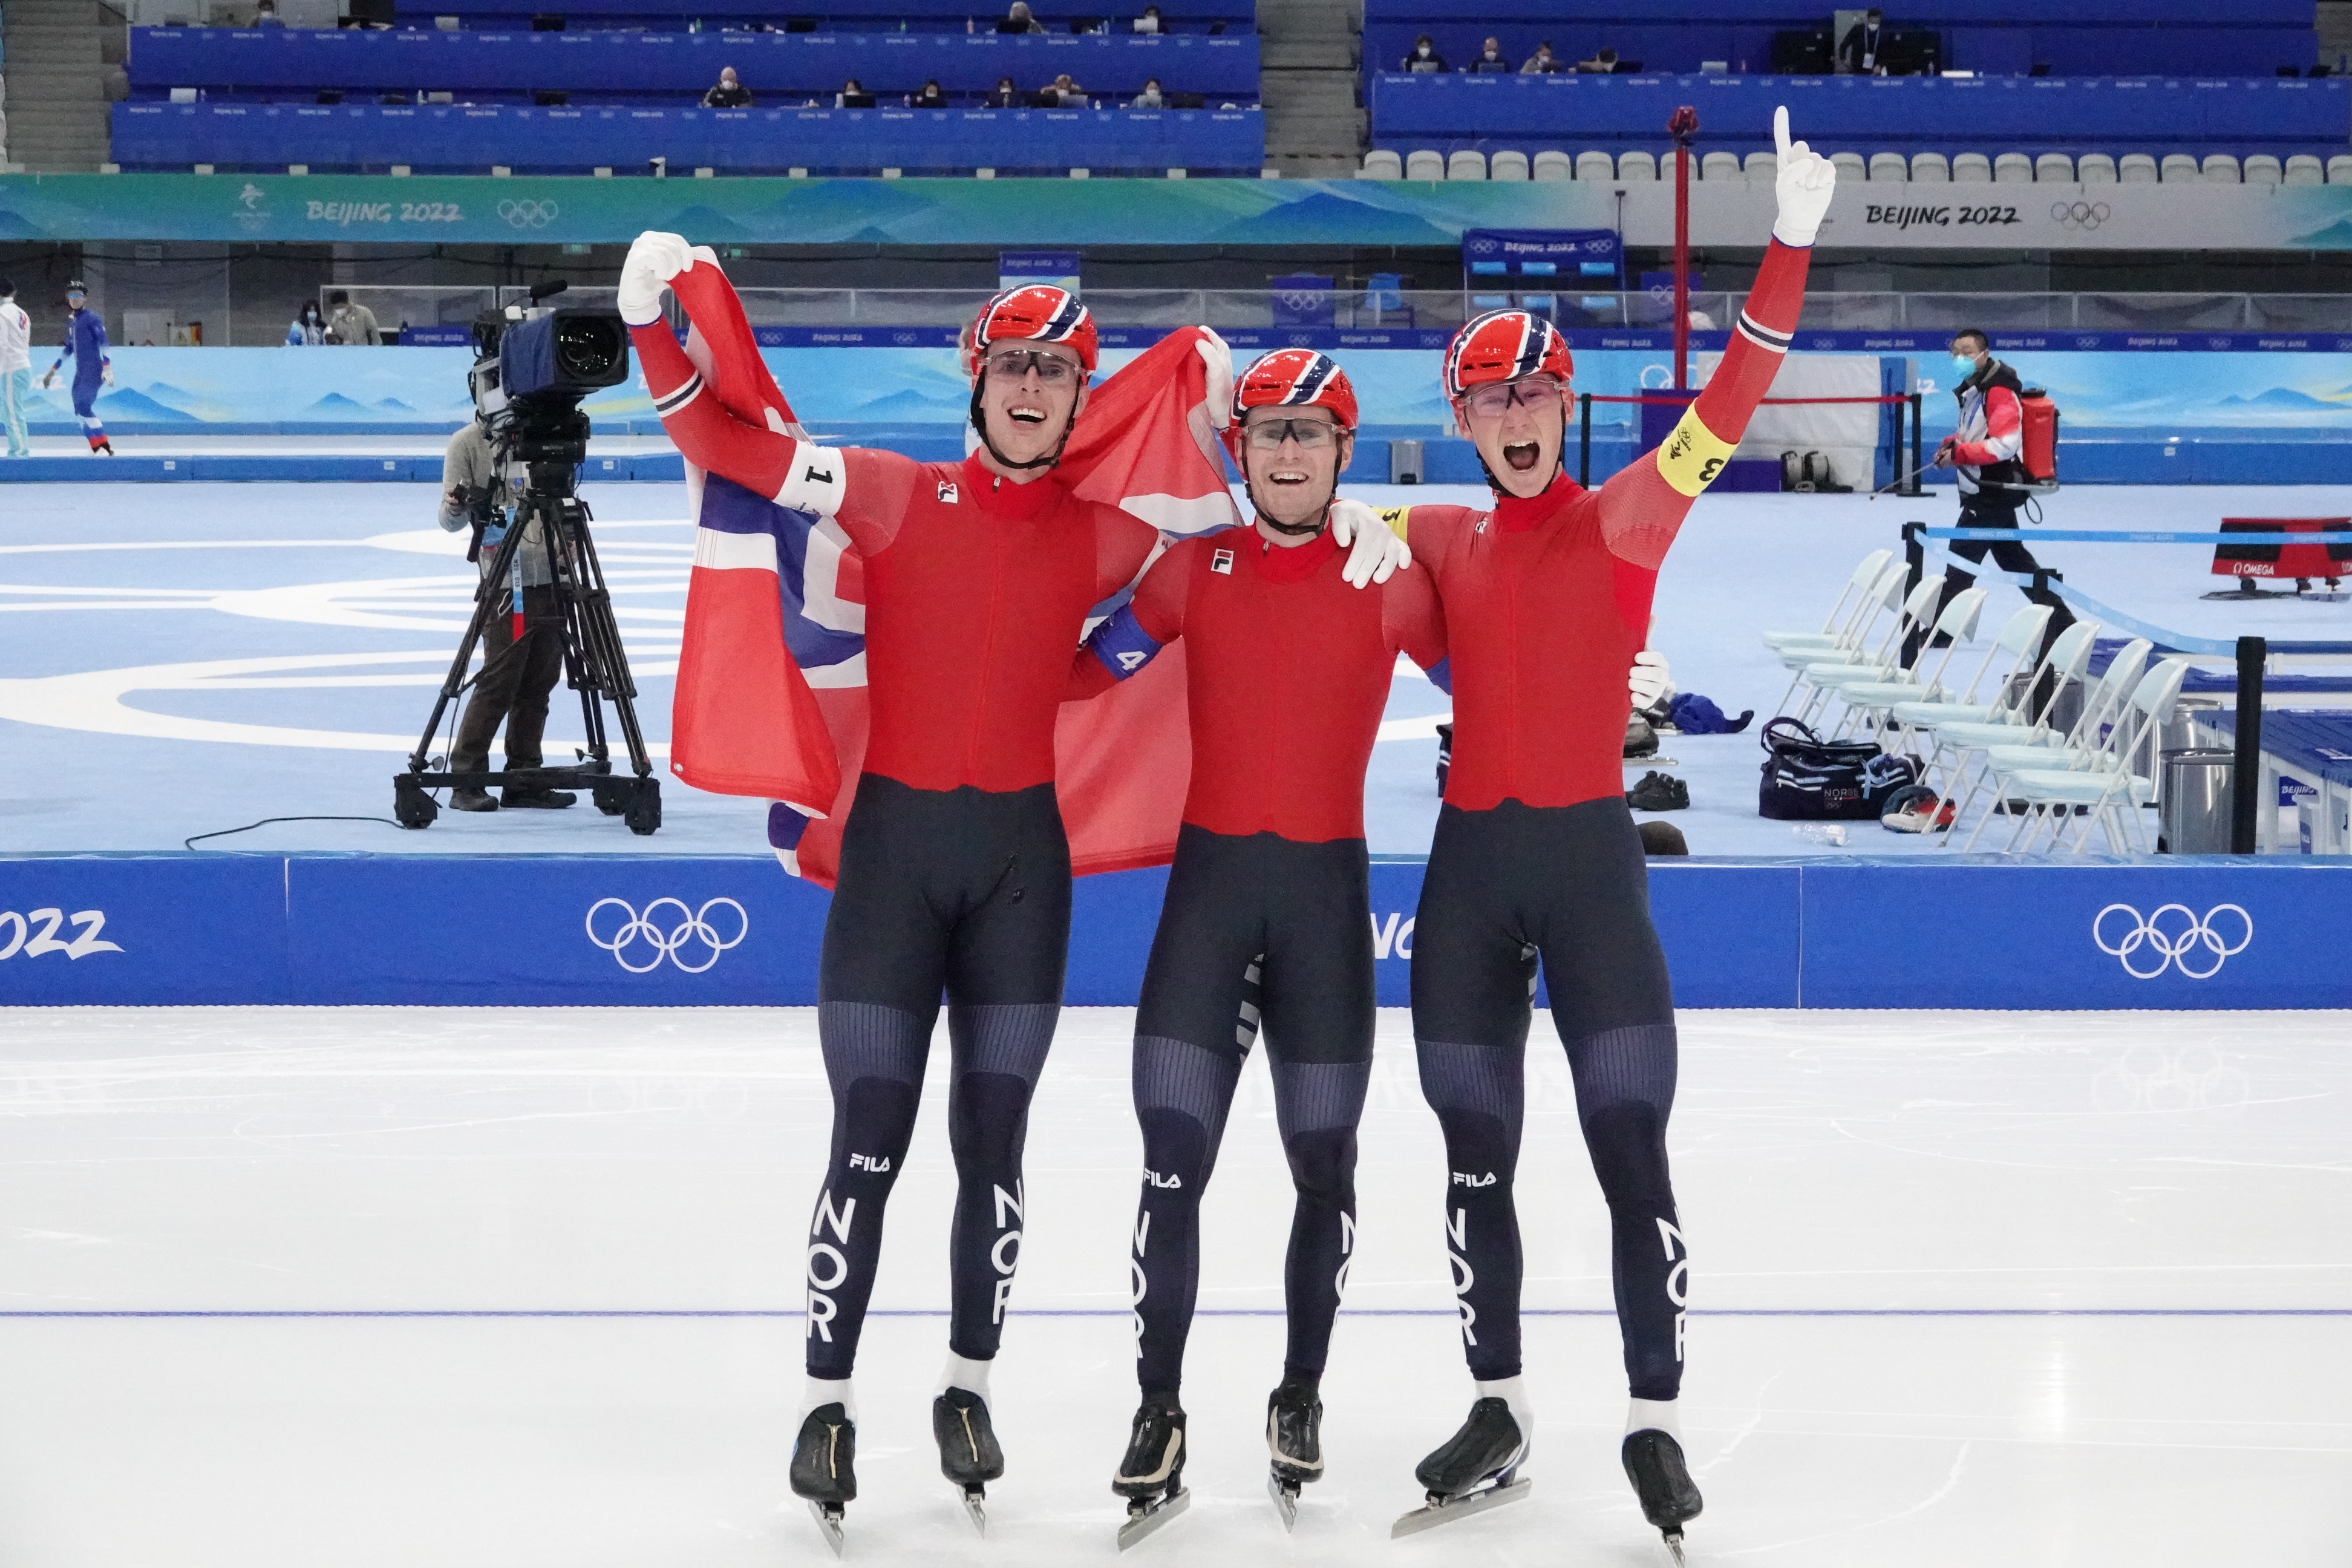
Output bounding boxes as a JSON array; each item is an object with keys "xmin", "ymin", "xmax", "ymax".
[
  {"xmin": 1599, "ymin": 106, "xmax": 1832, "ymax": 570},
  {"xmin": 1067, "ymin": 540, "xmax": 1192, "ymax": 701}
]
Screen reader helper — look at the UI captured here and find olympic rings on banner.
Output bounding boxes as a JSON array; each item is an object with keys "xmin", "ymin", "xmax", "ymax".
[
  {"xmin": 2092, "ymin": 902, "xmax": 2252, "ymax": 980},
  {"xmin": 498, "ymin": 200, "xmax": 559, "ymax": 229},
  {"xmin": 586, "ymin": 897, "xmax": 748, "ymax": 973}
]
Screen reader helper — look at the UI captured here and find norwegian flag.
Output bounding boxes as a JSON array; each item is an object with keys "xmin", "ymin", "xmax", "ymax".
[{"xmin": 659, "ymin": 255, "xmax": 1236, "ymax": 886}]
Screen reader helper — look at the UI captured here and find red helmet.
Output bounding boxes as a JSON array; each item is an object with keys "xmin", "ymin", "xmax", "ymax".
[
  {"xmin": 1442, "ymin": 309, "xmax": 1574, "ymax": 402},
  {"xmin": 969, "ymin": 284, "xmax": 1098, "ymax": 376},
  {"xmin": 1224, "ymin": 348, "xmax": 1357, "ymax": 460}
]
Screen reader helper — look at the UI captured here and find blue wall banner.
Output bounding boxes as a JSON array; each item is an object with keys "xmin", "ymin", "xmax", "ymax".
[{"xmin": 4, "ymin": 854, "xmax": 2343, "ymax": 1011}]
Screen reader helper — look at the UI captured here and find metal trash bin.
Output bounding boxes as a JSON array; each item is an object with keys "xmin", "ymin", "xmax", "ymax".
[
  {"xmin": 2158, "ymin": 749, "xmax": 2234, "ymax": 854},
  {"xmin": 2138, "ymin": 694, "xmax": 2224, "ymax": 794},
  {"xmin": 1389, "ymin": 438, "xmax": 1425, "ymax": 485}
]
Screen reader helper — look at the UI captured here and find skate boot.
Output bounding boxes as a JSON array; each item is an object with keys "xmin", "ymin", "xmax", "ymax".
[
  {"xmin": 1265, "ymin": 1374, "xmax": 1324, "ymax": 1531},
  {"xmin": 933, "ymin": 1387, "xmax": 1002, "ymax": 1536},
  {"xmin": 1622, "ymin": 1428, "xmax": 1704, "ymax": 1565},
  {"xmin": 789, "ymin": 1402, "xmax": 857, "ymax": 1558},
  {"xmin": 1111, "ymin": 1394, "xmax": 1189, "ymax": 1550},
  {"xmin": 1390, "ymin": 1396, "xmax": 1532, "ymax": 1538}
]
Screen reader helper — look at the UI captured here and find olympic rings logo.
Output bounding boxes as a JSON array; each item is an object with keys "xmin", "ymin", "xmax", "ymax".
[
  {"xmin": 585, "ymin": 897, "xmax": 748, "ymax": 973},
  {"xmin": 498, "ymin": 200, "xmax": 558, "ymax": 229},
  {"xmin": 2051, "ymin": 200, "xmax": 2109, "ymax": 231},
  {"xmin": 2092, "ymin": 903, "xmax": 2252, "ymax": 980}
]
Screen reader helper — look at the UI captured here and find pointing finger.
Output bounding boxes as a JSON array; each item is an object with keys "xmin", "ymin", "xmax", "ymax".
[{"xmin": 1774, "ymin": 105, "xmax": 1791, "ymax": 159}]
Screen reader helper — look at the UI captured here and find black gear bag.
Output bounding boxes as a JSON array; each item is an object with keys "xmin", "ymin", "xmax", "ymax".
[{"xmin": 1757, "ymin": 717, "xmax": 1919, "ymax": 820}]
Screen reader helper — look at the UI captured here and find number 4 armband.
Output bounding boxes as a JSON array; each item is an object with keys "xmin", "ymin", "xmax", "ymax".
[
  {"xmin": 1083, "ymin": 603, "xmax": 1163, "ymax": 681},
  {"xmin": 1655, "ymin": 405, "xmax": 1737, "ymax": 499}
]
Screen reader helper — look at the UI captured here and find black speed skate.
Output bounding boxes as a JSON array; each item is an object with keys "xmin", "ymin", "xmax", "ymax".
[
  {"xmin": 933, "ymin": 1387, "xmax": 1003, "ymax": 1537},
  {"xmin": 789, "ymin": 1402, "xmax": 857, "ymax": 1558},
  {"xmin": 1622, "ymin": 1428, "xmax": 1704, "ymax": 1565},
  {"xmin": 1111, "ymin": 1395, "xmax": 1189, "ymax": 1550},
  {"xmin": 1390, "ymin": 1396, "xmax": 1532, "ymax": 1538},
  {"xmin": 1265, "ymin": 1376, "xmax": 1324, "ymax": 1532}
]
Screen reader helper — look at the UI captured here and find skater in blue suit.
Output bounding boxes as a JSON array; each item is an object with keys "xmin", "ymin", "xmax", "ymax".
[{"xmin": 38, "ymin": 281, "xmax": 114, "ymax": 455}]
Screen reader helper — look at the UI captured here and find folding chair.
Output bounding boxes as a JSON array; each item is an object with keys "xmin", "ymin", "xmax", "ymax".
[
  {"xmin": 1821, "ymin": 587, "xmax": 1990, "ymax": 737},
  {"xmin": 1898, "ymin": 616, "xmax": 2092, "ymax": 793},
  {"xmin": 1762, "ymin": 547, "xmax": 1893, "ymax": 652},
  {"xmin": 1994, "ymin": 659, "xmax": 2191, "ymax": 855},
  {"xmin": 1860, "ymin": 601, "xmax": 2048, "ymax": 751},
  {"xmin": 1790, "ymin": 573, "xmax": 1947, "ymax": 725},
  {"xmin": 1771, "ymin": 560, "xmax": 1910, "ymax": 714},
  {"xmin": 1952, "ymin": 638, "xmax": 2152, "ymax": 850}
]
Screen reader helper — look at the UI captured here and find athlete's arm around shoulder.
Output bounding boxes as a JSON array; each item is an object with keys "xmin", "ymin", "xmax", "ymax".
[{"xmin": 1067, "ymin": 533, "xmax": 1197, "ymax": 700}]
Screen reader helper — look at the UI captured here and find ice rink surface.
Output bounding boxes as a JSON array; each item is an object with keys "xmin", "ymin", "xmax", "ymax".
[
  {"xmin": 1, "ymin": 1004, "xmax": 2345, "ymax": 1568},
  {"xmin": 5, "ymin": 479, "xmax": 2349, "ymax": 858}
]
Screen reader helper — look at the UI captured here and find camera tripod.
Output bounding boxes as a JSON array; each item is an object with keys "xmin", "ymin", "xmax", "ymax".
[{"xmin": 393, "ymin": 483, "xmax": 661, "ymax": 835}]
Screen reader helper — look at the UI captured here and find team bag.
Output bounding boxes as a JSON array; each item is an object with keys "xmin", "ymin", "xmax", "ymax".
[{"xmin": 1757, "ymin": 717, "xmax": 1920, "ymax": 820}]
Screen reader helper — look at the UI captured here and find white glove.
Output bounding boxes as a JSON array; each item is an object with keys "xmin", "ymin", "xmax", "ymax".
[
  {"xmin": 1630, "ymin": 648, "xmax": 1674, "ymax": 710},
  {"xmin": 1769, "ymin": 105, "xmax": 1837, "ymax": 249},
  {"xmin": 618, "ymin": 229, "xmax": 696, "ymax": 327},
  {"xmin": 1330, "ymin": 497, "xmax": 1410, "ymax": 587},
  {"xmin": 101, "ymin": 365, "xmax": 115, "ymax": 387},
  {"xmin": 1195, "ymin": 327, "xmax": 1233, "ymax": 429}
]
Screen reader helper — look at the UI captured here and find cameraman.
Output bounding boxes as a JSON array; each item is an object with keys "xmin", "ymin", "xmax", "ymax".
[{"xmin": 438, "ymin": 416, "xmax": 573, "ymax": 811}]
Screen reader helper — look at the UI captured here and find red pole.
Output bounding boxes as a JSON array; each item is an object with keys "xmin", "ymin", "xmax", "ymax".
[{"xmin": 1668, "ymin": 105, "xmax": 1698, "ymax": 391}]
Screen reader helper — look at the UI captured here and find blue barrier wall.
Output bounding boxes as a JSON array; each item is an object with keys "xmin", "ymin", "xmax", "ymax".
[
  {"xmin": 111, "ymin": 102, "xmax": 1263, "ymax": 173},
  {"xmin": 1370, "ymin": 74, "xmax": 2349, "ymax": 156},
  {"xmin": 129, "ymin": 28, "xmax": 1261, "ymax": 98},
  {"xmin": 407, "ymin": 0, "xmax": 1246, "ymax": 20},
  {"xmin": 3, "ymin": 855, "xmax": 2342, "ymax": 1010}
]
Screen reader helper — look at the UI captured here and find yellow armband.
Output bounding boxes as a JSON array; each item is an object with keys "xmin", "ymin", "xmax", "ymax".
[
  {"xmin": 1376, "ymin": 505, "xmax": 1410, "ymax": 543},
  {"xmin": 1654, "ymin": 405, "xmax": 1736, "ymax": 499}
]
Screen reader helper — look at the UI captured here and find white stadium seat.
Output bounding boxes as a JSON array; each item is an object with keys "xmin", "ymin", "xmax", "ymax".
[
  {"xmin": 1701, "ymin": 150, "xmax": 1742, "ymax": 181},
  {"xmin": 1869, "ymin": 151, "xmax": 1909, "ymax": 181},
  {"xmin": 1743, "ymin": 150, "xmax": 1779, "ymax": 180},
  {"xmin": 2118, "ymin": 152, "xmax": 2159, "ymax": 183},
  {"xmin": 2160, "ymin": 153, "xmax": 2200, "ymax": 182},
  {"xmin": 1489, "ymin": 149, "xmax": 1530, "ymax": 181},
  {"xmin": 2284, "ymin": 153, "xmax": 2324, "ymax": 185},
  {"xmin": 1576, "ymin": 149, "xmax": 1617, "ymax": 181},
  {"xmin": 2077, "ymin": 152, "xmax": 2117, "ymax": 184},
  {"xmin": 1617, "ymin": 150, "xmax": 1659, "ymax": 180},
  {"xmin": 1828, "ymin": 150, "xmax": 1867, "ymax": 183},
  {"xmin": 2201, "ymin": 153, "xmax": 2241, "ymax": 183},
  {"xmin": 1359, "ymin": 149, "xmax": 1402, "ymax": 180},
  {"xmin": 1993, "ymin": 152, "xmax": 2033, "ymax": 183},
  {"xmin": 1403, "ymin": 149, "xmax": 1444, "ymax": 181},
  {"xmin": 1447, "ymin": 149, "xmax": 1488, "ymax": 180},
  {"xmin": 2034, "ymin": 152, "xmax": 2074, "ymax": 182},
  {"xmin": 1532, "ymin": 149, "xmax": 1572, "ymax": 181},
  {"xmin": 1952, "ymin": 152, "xmax": 1993, "ymax": 182},
  {"xmin": 2243, "ymin": 154, "xmax": 2282, "ymax": 186},
  {"xmin": 2331, "ymin": 154, "xmax": 2352, "ymax": 185},
  {"xmin": 1910, "ymin": 151, "xmax": 1950, "ymax": 181}
]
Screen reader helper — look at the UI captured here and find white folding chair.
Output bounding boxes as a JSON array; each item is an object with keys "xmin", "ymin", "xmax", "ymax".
[
  {"xmin": 1898, "ymin": 615, "xmax": 2091, "ymax": 793},
  {"xmin": 1954, "ymin": 638, "xmax": 2152, "ymax": 851},
  {"xmin": 1871, "ymin": 602, "xmax": 2052, "ymax": 756},
  {"xmin": 1772, "ymin": 560, "xmax": 1911, "ymax": 714},
  {"xmin": 1762, "ymin": 547, "xmax": 1895, "ymax": 652},
  {"xmin": 1823, "ymin": 587, "xmax": 1990, "ymax": 737},
  {"xmin": 1792, "ymin": 573, "xmax": 1947, "ymax": 724},
  {"xmin": 1996, "ymin": 659, "xmax": 2190, "ymax": 855}
]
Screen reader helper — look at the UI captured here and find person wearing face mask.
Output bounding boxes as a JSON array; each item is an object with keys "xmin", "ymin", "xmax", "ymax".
[
  {"xmin": 1379, "ymin": 106, "xmax": 1834, "ymax": 1563},
  {"xmin": 1069, "ymin": 350, "xmax": 1434, "ymax": 1540},
  {"xmin": 1402, "ymin": 33, "xmax": 1448, "ymax": 73},
  {"xmin": 1932, "ymin": 329, "xmax": 2074, "ymax": 644},
  {"xmin": 1467, "ymin": 36, "xmax": 1511, "ymax": 73}
]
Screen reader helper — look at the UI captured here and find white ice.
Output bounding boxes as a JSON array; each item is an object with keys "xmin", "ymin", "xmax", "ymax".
[{"xmin": 1, "ymin": 1005, "xmax": 2347, "ymax": 1567}]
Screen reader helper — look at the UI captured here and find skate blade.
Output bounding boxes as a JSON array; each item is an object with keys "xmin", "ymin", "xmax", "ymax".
[
  {"xmin": 1116, "ymin": 1488, "xmax": 1189, "ymax": 1552},
  {"xmin": 1267, "ymin": 1472, "xmax": 1300, "ymax": 1533},
  {"xmin": 956, "ymin": 1484, "xmax": 987, "ymax": 1538},
  {"xmin": 1659, "ymin": 1527, "xmax": 1690, "ymax": 1567},
  {"xmin": 806, "ymin": 1500, "xmax": 846, "ymax": 1558},
  {"xmin": 1388, "ymin": 1474, "xmax": 1532, "ymax": 1539}
]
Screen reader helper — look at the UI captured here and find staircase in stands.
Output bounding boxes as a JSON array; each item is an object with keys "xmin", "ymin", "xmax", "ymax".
[
  {"xmin": 1, "ymin": 0, "xmax": 125, "ymax": 172},
  {"xmin": 1258, "ymin": 0, "xmax": 1364, "ymax": 179}
]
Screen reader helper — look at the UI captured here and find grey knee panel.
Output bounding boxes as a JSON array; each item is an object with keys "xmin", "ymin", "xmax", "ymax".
[
  {"xmin": 819, "ymin": 1000, "xmax": 930, "ymax": 1093},
  {"xmin": 949, "ymin": 1001, "xmax": 1058, "ymax": 1087},
  {"xmin": 1134, "ymin": 1033, "xmax": 1242, "ymax": 1145},
  {"xmin": 1568, "ymin": 1024, "xmax": 1678, "ymax": 1123},
  {"xmin": 1271, "ymin": 1059, "xmax": 1372, "ymax": 1142}
]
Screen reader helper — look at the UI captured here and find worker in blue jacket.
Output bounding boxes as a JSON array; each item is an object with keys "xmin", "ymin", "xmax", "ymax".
[{"xmin": 39, "ymin": 281, "xmax": 114, "ymax": 455}]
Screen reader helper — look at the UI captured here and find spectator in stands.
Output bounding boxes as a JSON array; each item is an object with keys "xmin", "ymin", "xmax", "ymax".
[
  {"xmin": 1838, "ymin": 8, "xmax": 1886, "ymax": 74},
  {"xmin": 324, "ymin": 290, "xmax": 379, "ymax": 347},
  {"xmin": 1401, "ymin": 34, "xmax": 1446, "ymax": 73},
  {"xmin": 1047, "ymin": 72, "xmax": 1087, "ymax": 106},
  {"xmin": 987, "ymin": 75, "xmax": 1022, "ymax": 108},
  {"xmin": 1131, "ymin": 76, "xmax": 1164, "ymax": 108},
  {"xmin": 1466, "ymin": 37, "xmax": 1511, "ymax": 74},
  {"xmin": 1567, "ymin": 45, "xmax": 1614, "ymax": 73},
  {"xmin": 999, "ymin": 1, "xmax": 1046, "ymax": 34},
  {"xmin": 286, "ymin": 299, "xmax": 326, "ymax": 345},
  {"xmin": 910, "ymin": 78, "xmax": 950, "ymax": 109},
  {"xmin": 838, "ymin": 77, "xmax": 878, "ymax": 107},
  {"xmin": 1132, "ymin": 4, "xmax": 1161, "ymax": 33},
  {"xmin": 703, "ymin": 67, "xmax": 753, "ymax": 108},
  {"xmin": 254, "ymin": 0, "xmax": 285, "ymax": 28}
]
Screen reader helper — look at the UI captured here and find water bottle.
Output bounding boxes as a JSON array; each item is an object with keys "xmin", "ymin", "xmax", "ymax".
[{"xmin": 1791, "ymin": 823, "xmax": 1848, "ymax": 846}]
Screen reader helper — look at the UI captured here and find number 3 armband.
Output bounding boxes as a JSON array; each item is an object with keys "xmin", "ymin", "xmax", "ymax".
[
  {"xmin": 774, "ymin": 440, "xmax": 849, "ymax": 517},
  {"xmin": 1655, "ymin": 405, "xmax": 1736, "ymax": 499}
]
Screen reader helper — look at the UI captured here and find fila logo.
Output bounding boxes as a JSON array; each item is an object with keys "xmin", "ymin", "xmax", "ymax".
[
  {"xmin": 1143, "ymin": 1167, "xmax": 1183, "ymax": 1189},
  {"xmin": 848, "ymin": 1152, "xmax": 892, "ymax": 1172},
  {"xmin": 1210, "ymin": 547, "xmax": 1235, "ymax": 575},
  {"xmin": 1451, "ymin": 1171, "xmax": 1496, "ymax": 1188},
  {"xmin": 1474, "ymin": 515, "xmax": 1490, "ymax": 534},
  {"xmin": 938, "ymin": 480, "xmax": 959, "ymax": 503},
  {"xmin": 1116, "ymin": 650, "xmax": 1148, "ymax": 671}
]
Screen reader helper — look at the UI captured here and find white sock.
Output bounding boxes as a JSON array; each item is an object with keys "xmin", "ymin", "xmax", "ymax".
[
  {"xmin": 801, "ymin": 1374, "xmax": 856, "ymax": 1422},
  {"xmin": 1626, "ymin": 1396, "xmax": 1681, "ymax": 1440},
  {"xmin": 1474, "ymin": 1375, "xmax": 1535, "ymax": 1457},
  {"xmin": 938, "ymin": 1352, "xmax": 993, "ymax": 1408}
]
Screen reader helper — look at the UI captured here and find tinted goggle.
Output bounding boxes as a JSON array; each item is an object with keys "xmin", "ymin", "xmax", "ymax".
[
  {"xmin": 1241, "ymin": 416, "xmax": 1344, "ymax": 451},
  {"xmin": 984, "ymin": 347, "xmax": 1083, "ymax": 384},
  {"xmin": 1457, "ymin": 376, "xmax": 1568, "ymax": 419}
]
